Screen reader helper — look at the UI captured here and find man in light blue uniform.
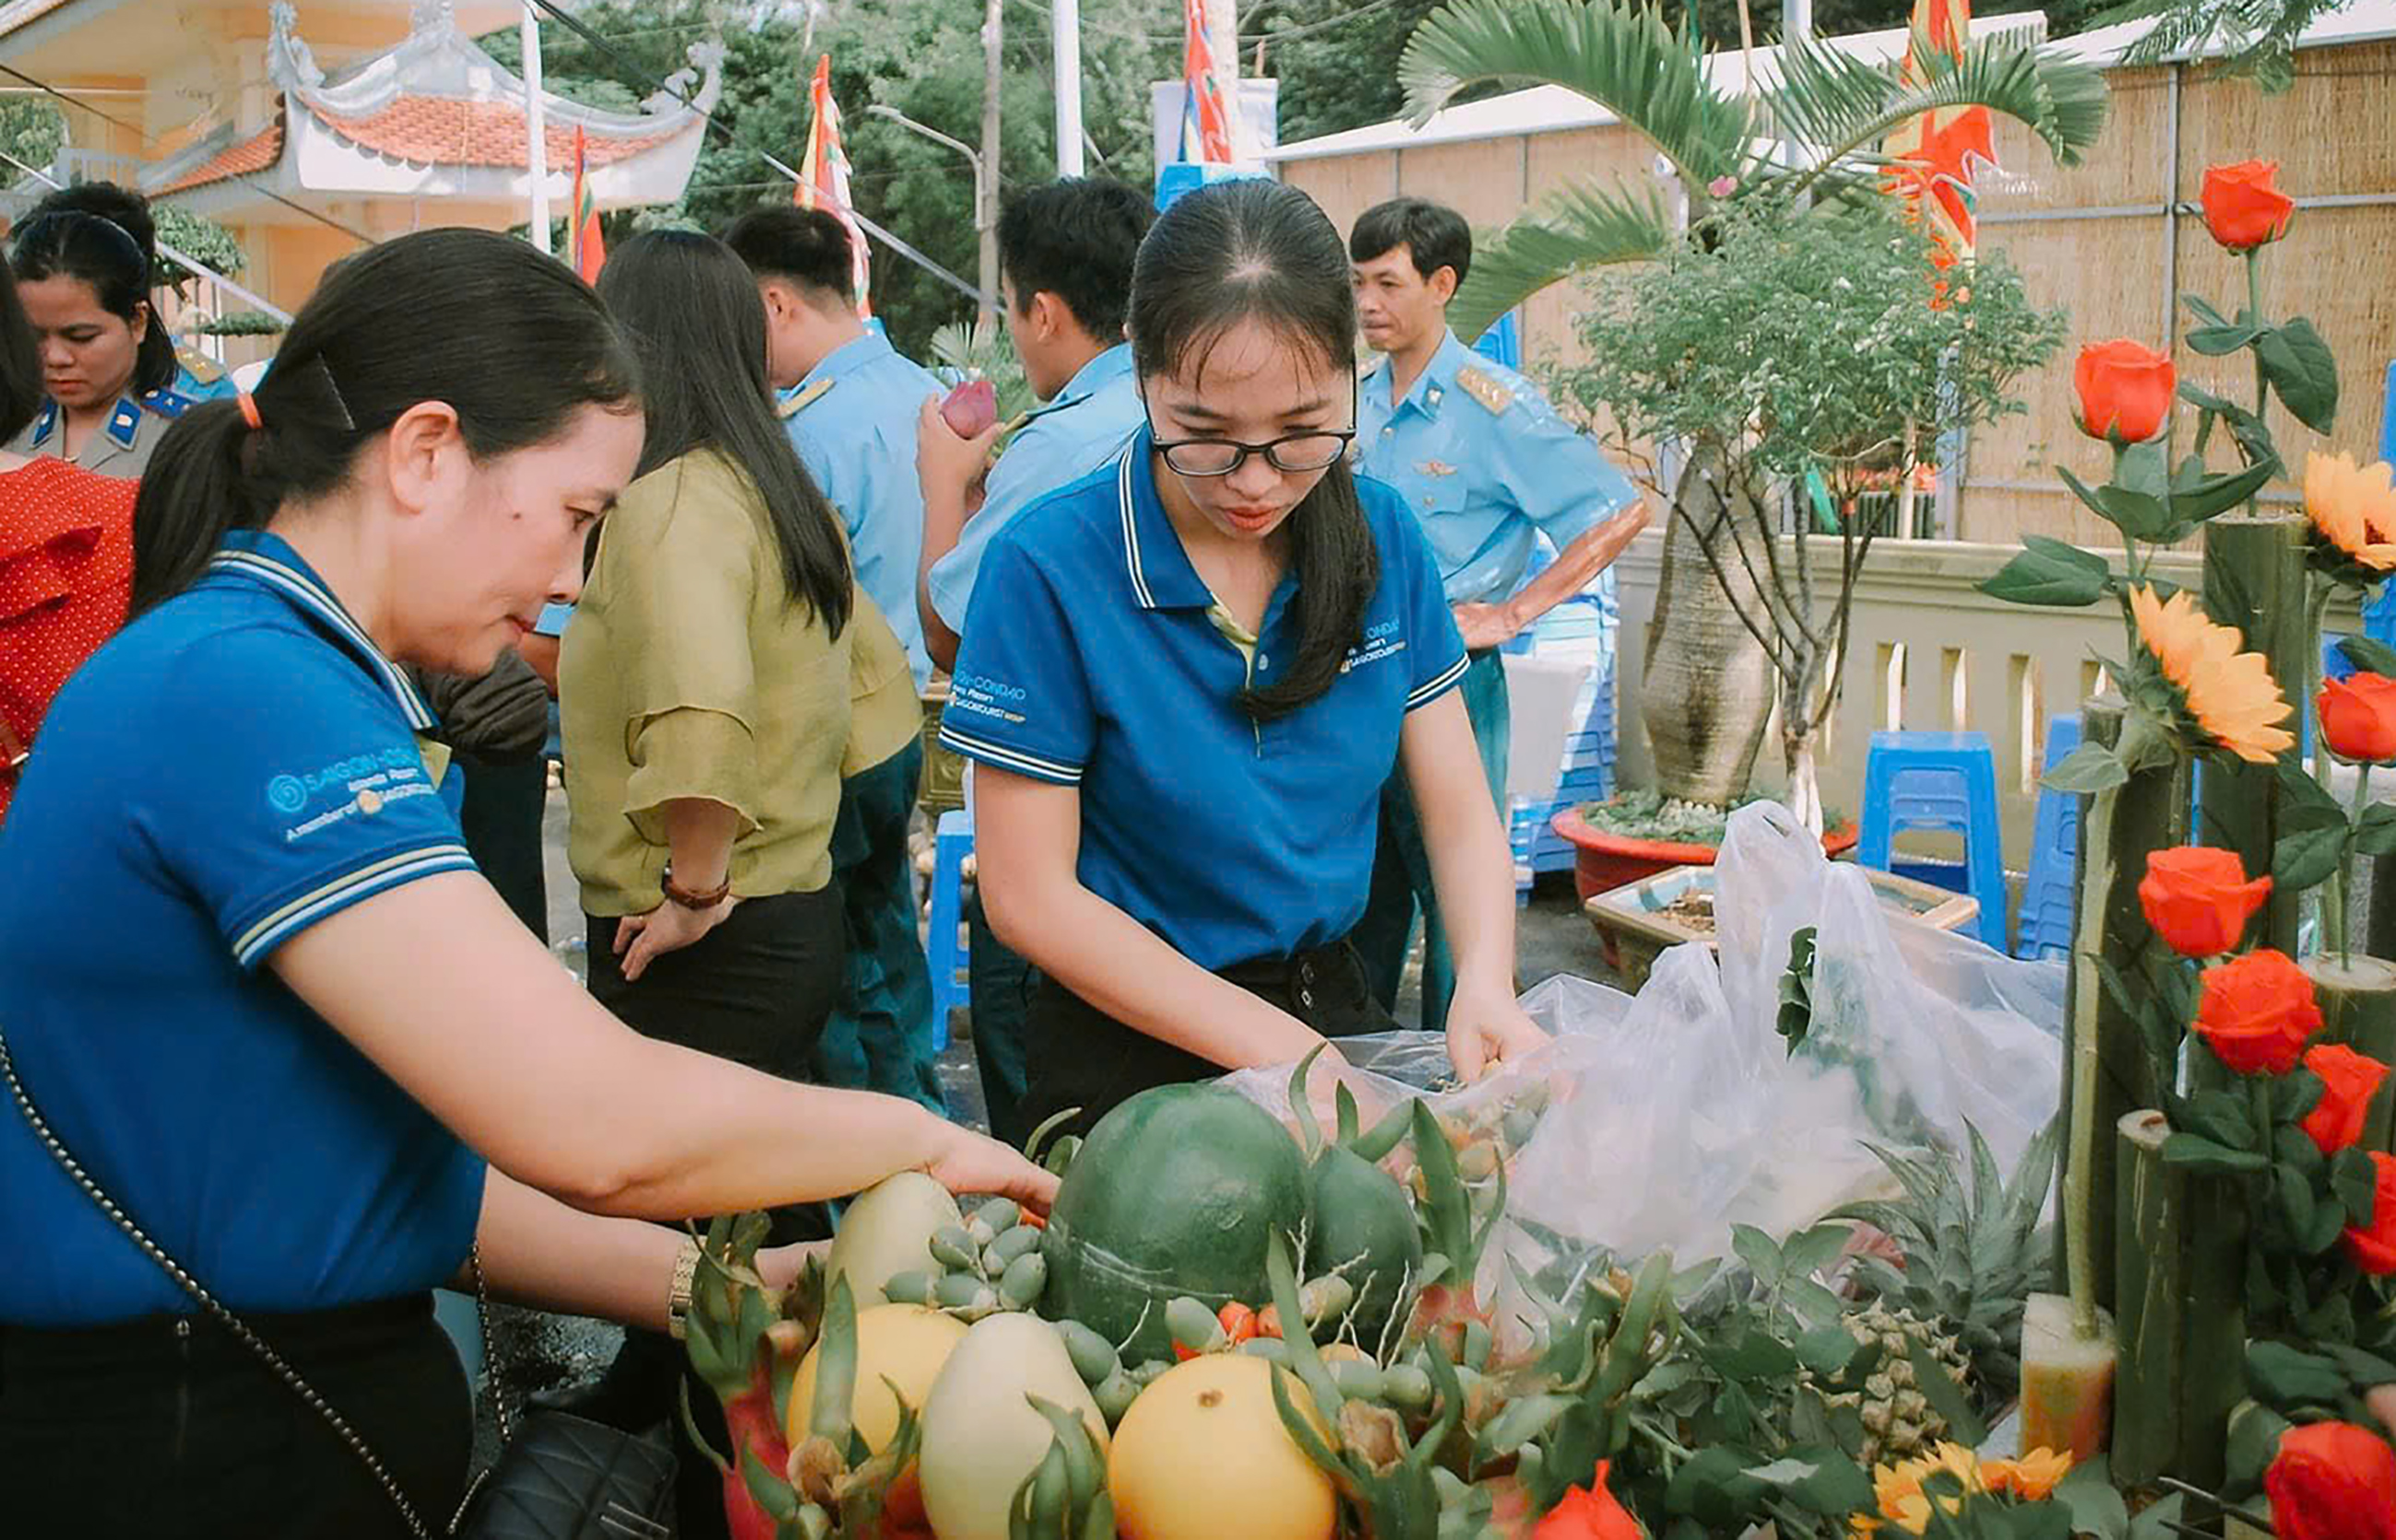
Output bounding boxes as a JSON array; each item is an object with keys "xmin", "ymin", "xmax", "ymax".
[
  {"xmin": 915, "ymin": 177, "xmax": 1152, "ymax": 1144},
  {"xmin": 723, "ymin": 205, "xmax": 947, "ymax": 1114},
  {"xmin": 1348, "ymin": 197, "xmax": 1650, "ymax": 1031}
]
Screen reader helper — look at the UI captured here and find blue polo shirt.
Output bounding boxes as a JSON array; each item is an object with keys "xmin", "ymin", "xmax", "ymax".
[
  {"xmin": 785, "ymin": 331, "xmax": 943, "ymax": 689},
  {"xmin": 0, "ymin": 530, "xmax": 488, "ymax": 1326},
  {"xmin": 940, "ymin": 432, "xmax": 1468, "ymax": 970},
  {"xmin": 926, "ymin": 343, "xmax": 1142, "ymax": 633}
]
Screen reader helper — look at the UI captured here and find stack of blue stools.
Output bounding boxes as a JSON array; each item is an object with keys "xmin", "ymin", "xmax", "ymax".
[
  {"xmin": 2013, "ymin": 717, "xmax": 2082, "ymax": 961},
  {"xmin": 1858, "ymin": 729, "xmax": 2010, "ymax": 952},
  {"xmin": 922, "ymin": 807, "xmax": 973, "ymax": 1051}
]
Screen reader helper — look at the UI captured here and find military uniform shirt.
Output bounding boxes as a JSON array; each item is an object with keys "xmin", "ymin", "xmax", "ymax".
[
  {"xmin": 781, "ymin": 331, "xmax": 944, "ymax": 691},
  {"xmin": 7, "ymin": 383, "xmax": 198, "ymax": 480},
  {"xmin": 1356, "ymin": 329, "xmax": 1638, "ymax": 606},
  {"xmin": 926, "ymin": 344, "xmax": 1142, "ymax": 634}
]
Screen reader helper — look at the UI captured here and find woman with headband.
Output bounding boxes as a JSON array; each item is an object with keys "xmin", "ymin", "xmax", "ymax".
[{"xmin": 5, "ymin": 198, "xmax": 196, "ymax": 479}]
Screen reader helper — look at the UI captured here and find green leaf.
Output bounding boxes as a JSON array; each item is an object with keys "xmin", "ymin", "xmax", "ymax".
[
  {"xmin": 2057, "ymin": 464, "xmax": 2174, "ymax": 539},
  {"xmin": 2343, "ymin": 635, "xmax": 2396, "ymax": 677},
  {"xmin": 2172, "ymin": 457, "xmax": 2280, "ymax": 523},
  {"xmin": 1979, "ymin": 537, "xmax": 2111, "ymax": 607},
  {"xmin": 2333, "ymin": 1145, "xmax": 2379, "ymax": 1221},
  {"xmin": 2183, "ymin": 294, "xmax": 2237, "ymax": 331},
  {"xmin": 2128, "ymin": 1494, "xmax": 2187, "ymax": 1540},
  {"xmin": 1795, "ymin": 1325, "xmax": 1863, "ymax": 1379},
  {"xmin": 2043, "ymin": 741, "xmax": 2129, "ymax": 794},
  {"xmin": 2225, "ymin": 1400, "xmax": 2295, "ymax": 1494},
  {"xmin": 2056, "ymin": 1457, "xmax": 2130, "ymax": 1540},
  {"xmin": 2188, "ymin": 320, "xmax": 2267, "ymax": 356},
  {"xmin": 2355, "ymin": 804, "xmax": 2396, "ymax": 857},
  {"xmin": 2274, "ymin": 822, "xmax": 2349, "ymax": 892},
  {"xmin": 2178, "ymin": 1089, "xmax": 2257, "ymax": 1149},
  {"xmin": 1904, "ymin": 1338, "xmax": 1989, "ymax": 1446},
  {"xmin": 2248, "ymin": 1339, "xmax": 2352, "ymax": 1406},
  {"xmin": 1709, "ymin": 1325, "xmax": 1802, "ymax": 1380},
  {"xmin": 2162, "ymin": 1131, "xmax": 2271, "ymax": 1174},
  {"xmin": 2279, "ymin": 757, "xmax": 2351, "ymax": 828},
  {"xmin": 2260, "ymin": 315, "xmax": 2340, "ymax": 432},
  {"xmin": 2117, "ymin": 439, "xmax": 2171, "ymax": 498},
  {"xmin": 1729, "ymin": 1224, "xmax": 1785, "ymax": 1285},
  {"xmin": 1780, "ymin": 1222, "xmax": 1854, "ymax": 1282},
  {"xmin": 2278, "ymin": 1160, "xmax": 2321, "ymax": 1241}
]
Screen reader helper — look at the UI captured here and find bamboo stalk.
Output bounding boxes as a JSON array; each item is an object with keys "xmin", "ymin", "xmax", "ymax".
[
  {"xmin": 2054, "ymin": 698, "xmax": 2192, "ymax": 1311},
  {"xmin": 2199, "ymin": 514, "xmax": 2311, "ymax": 955},
  {"xmin": 2112, "ymin": 1110, "xmax": 2248, "ymax": 1489},
  {"xmin": 2307, "ymin": 954, "xmax": 2396, "ymax": 1151}
]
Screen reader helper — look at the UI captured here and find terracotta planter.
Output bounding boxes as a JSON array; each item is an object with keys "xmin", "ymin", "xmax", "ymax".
[{"xmin": 1551, "ymin": 806, "xmax": 1859, "ymax": 901}]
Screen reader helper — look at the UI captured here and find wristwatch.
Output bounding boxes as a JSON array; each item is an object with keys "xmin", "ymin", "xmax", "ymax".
[
  {"xmin": 660, "ymin": 861, "xmax": 731, "ymax": 910},
  {"xmin": 666, "ymin": 1236, "xmax": 703, "ymax": 1340}
]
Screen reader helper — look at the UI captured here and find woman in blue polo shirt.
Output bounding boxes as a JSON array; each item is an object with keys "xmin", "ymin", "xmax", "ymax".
[
  {"xmin": 942, "ymin": 179, "xmax": 1547, "ymax": 1135},
  {"xmin": 0, "ymin": 229, "xmax": 1051, "ymax": 1538}
]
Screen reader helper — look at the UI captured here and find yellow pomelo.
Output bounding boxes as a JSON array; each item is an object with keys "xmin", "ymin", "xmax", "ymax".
[
  {"xmin": 1109, "ymin": 1354, "xmax": 1334, "ymax": 1540},
  {"xmin": 789, "ymin": 1303, "xmax": 968, "ymax": 1453}
]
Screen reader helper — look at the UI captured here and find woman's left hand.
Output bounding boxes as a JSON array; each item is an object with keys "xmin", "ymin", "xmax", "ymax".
[
  {"xmin": 615, "ymin": 895, "xmax": 739, "ymax": 982},
  {"xmin": 758, "ymin": 1238, "xmax": 831, "ymax": 1293},
  {"xmin": 1442, "ymin": 975, "xmax": 1549, "ymax": 1082}
]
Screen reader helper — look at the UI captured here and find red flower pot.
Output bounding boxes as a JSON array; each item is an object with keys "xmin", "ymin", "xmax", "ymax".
[{"xmin": 1551, "ymin": 806, "xmax": 1859, "ymax": 900}]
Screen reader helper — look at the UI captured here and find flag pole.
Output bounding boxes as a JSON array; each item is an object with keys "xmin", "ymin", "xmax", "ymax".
[
  {"xmin": 1052, "ymin": 0, "xmax": 1084, "ymax": 175},
  {"xmin": 521, "ymin": 2, "xmax": 552, "ymax": 255}
]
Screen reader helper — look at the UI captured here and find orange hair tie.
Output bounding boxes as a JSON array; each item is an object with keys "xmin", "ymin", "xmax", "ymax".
[{"xmin": 235, "ymin": 391, "xmax": 262, "ymax": 431}]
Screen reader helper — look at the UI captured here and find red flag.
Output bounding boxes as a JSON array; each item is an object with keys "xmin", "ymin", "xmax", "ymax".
[
  {"xmin": 798, "ymin": 54, "xmax": 871, "ymax": 319},
  {"xmin": 1884, "ymin": 0, "xmax": 1993, "ymax": 272},
  {"xmin": 568, "ymin": 125, "xmax": 605, "ymax": 283},
  {"xmin": 1180, "ymin": 0, "xmax": 1232, "ymax": 163}
]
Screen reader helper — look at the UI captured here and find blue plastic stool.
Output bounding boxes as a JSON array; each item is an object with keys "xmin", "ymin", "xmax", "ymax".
[
  {"xmin": 924, "ymin": 808, "xmax": 973, "ymax": 1052},
  {"xmin": 2013, "ymin": 717, "xmax": 2083, "ymax": 960},
  {"xmin": 1859, "ymin": 729, "xmax": 2009, "ymax": 951},
  {"xmin": 1508, "ymin": 798, "xmax": 1538, "ymax": 906}
]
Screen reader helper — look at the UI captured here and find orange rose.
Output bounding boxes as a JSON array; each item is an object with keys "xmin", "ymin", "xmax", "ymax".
[
  {"xmin": 2137, "ymin": 847, "xmax": 2272, "ymax": 957},
  {"xmin": 2074, "ymin": 339, "xmax": 2176, "ymax": 444},
  {"xmin": 2194, "ymin": 948, "xmax": 2323, "ymax": 1075},
  {"xmin": 2319, "ymin": 674, "xmax": 2396, "ymax": 763},
  {"xmin": 2200, "ymin": 160, "xmax": 2297, "ymax": 253},
  {"xmin": 1533, "ymin": 1464, "xmax": 1643, "ymax": 1540},
  {"xmin": 2301, "ymin": 1044, "xmax": 2390, "ymax": 1155},
  {"xmin": 2264, "ymin": 1420, "xmax": 2396, "ymax": 1540},
  {"xmin": 2344, "ymin": 1152, "xmax": 2396, "ymax": 1275}
]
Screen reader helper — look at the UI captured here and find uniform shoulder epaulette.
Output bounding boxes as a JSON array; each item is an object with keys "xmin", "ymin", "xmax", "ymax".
[
  {"xmin": 139, "ymin": 386, "xmax": 196, "ymax": 420},
  {"xmin": 1454, "ymin": 364, "xmax": 1514, "ymax": 416},
  {"xmin": 777, "ymin": 377, "xmax": 836, "ymax": 420},
  {"xmin": 175, "ymin": 347, "xmax": 225, "ymax": 385},
  {"xmin": 1358, "ymin": 355, "xmax": 1387, "ymax": 381}
]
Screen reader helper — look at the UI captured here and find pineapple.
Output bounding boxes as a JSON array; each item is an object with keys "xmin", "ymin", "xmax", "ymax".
[
  {"xmin": 1830, "ymin": 1115, "xmax": 2059, "ymax": 1400},
  {"xmin": 1822, "ymin": 1301, "xmax": 1975, "ymax": 1465}
]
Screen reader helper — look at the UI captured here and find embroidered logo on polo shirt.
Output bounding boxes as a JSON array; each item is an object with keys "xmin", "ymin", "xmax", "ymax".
[
  {"xmin": 1341, "ymin": 617, "xmax": 1408, "ymax": 674},
  {"xmin": 949, "ymin": 669, "xmax": 1030, "ymax": 728},
  {"xmin": 270, "ymin": 744, "xmax": 435, "ymax": 842}
]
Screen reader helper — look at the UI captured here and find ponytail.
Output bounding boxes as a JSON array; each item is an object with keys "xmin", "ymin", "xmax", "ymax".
[{"xmin": 130, "ymin": 228, "xmax": 640, "ymax": 616}]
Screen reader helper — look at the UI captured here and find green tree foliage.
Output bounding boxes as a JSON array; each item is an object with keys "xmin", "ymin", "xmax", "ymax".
[
  {"xmin": 0, "ymin": 101, "xmax": 64, "ymax": 177},
  {"xmin": 482, "ymin": 0, "xmax": 1171, "ymax": 357}
]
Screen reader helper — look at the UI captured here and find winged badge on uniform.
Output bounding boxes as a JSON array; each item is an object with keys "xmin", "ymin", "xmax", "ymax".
[{"xmin": 1416, "ymin": 460, "xmax": 1458, "ymax": 478}]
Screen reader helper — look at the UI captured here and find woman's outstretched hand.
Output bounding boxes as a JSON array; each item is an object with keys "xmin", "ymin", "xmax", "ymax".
[{"xmin": 923, "ymin": 1121, "xmax": 1062, "ymax": 1214}]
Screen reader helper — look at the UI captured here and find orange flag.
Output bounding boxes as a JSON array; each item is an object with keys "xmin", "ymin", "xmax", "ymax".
[{"xmin": 568, "ymin": 125, "xmax": 605, "ymax": 284}]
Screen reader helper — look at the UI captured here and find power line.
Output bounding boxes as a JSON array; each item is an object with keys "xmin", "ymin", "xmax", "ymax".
[
  {"xmin": 525, "ymin": 0, "xmax": 989, "ymax": 306},
  {"xmin": 0, "ymin": 60, "xmax": 375, "ymax": 246}
]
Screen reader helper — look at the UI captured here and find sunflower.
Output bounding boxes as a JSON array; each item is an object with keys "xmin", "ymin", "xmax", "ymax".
[
  {"xmin": 2129, "ymin": 586, "xmax": 2298, "ymax": 764},
  {"xmin": 2305, "ymin": 451, "xmax": 2396, "ymax": 574},
  {"xmin": 1850, "ymin": 1444, "xmax": 1984, "ymax": 1534},
  {"xmin": 1982, "ymin": 1447, "xmax": 2074, "ymax": 1500}
]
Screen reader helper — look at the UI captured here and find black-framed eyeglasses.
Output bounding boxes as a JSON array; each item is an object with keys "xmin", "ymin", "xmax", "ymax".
[{"xmin": 1148, "ymin": 427, "xmax": 1358, "ymax": 477}]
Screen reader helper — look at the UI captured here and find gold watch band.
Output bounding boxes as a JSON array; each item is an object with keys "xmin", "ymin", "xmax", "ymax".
[{"xmin": 666, "ymin": 1236, "xmax": 703, "ymax": 1340}]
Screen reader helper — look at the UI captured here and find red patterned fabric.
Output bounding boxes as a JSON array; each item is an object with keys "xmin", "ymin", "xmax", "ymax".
[{"xmin": 0, "ymin": 459, "xmax": 136, "ymax": 824}]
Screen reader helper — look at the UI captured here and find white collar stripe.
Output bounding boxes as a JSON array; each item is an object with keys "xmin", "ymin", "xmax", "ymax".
[{"xmin": 1116, "ymin": 448, "xmax": 1156, "ymax": 610}]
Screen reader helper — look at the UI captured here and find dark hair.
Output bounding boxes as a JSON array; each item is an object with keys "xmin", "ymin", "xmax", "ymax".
[
  {"xmin": 998, "ymin": 178, "xmax": 1152, "ymax": 342},
  {"xmin": 0, "ymin": 257, "xmax": 44, "ymax": 442},
  {"xmin": 719, "ymin": 206, "xmax": 857, "ymax": 308},
  {"xmin": 11, "ymin": 195, "xmax": 175, "ymax": 397},
  {"xmin": 1130, "ymin": 179, "xmax": 1377, "ymax": 723},
  {"xmin": 131, "ymin": 227, "xmax": 642, "ymax": 613},
  {"xmin": 596, "ymin": 231, "xmax": 851, "ymax": 637},
  {"xmin": 1350, "ymin": 197, "xmax": 1473, "ymax": 289}
]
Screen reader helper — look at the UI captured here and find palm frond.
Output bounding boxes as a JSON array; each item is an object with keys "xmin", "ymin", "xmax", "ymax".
[
  {"xmin": 1446, "ymin": 177, "xmax": 1678, "ymax": 341},
  {"xmin": 1397, "ymin": 0, "xmax": 1750, "ymax": 189},
  {"xmin": 1768, "ymin": 30, "xmax": 2110, "ymax": 204}
]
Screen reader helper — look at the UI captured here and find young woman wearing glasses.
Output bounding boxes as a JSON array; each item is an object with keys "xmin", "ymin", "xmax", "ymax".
[{"xmin": 937, "ymin": 178, "xmax": 1548, "ymax": 1135}]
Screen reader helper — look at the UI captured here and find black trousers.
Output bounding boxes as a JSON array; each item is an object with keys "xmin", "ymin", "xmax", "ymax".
[
  {"xmin": 583, "ymin": 884, "xmax": 847, "ymax": 1540},
  {"xmin": 0, "ymin": 1293, "xmax": 469, "ymax": 1540},
  {"xmin": 1020, "ymin": 936, "xmax": 1396, "ymax": 1140}
]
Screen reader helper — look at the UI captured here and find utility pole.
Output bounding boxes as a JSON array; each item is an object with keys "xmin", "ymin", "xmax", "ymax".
[
  {"xmin": 871, "ymin": 106, "xmax": 996, "ymax": 327},
  {"xmin": 1053, "ymin": 0, "xmax": 1085, "ymax": 175},
  {"xmin": 521, "ymin": 3, "xmax": 552, "ymax": 255},
  {"xmin": 982, "ymin": 0, "xmax": 1004, "ymax": 291}
]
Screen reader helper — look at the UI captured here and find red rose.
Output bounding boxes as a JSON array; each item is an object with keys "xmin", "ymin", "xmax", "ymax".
[
  {"xmin": 2344, "ymin": 1152, "xmax": 2396, "ymax": 1275},
  {"xmin": 2074, "ymin": 339, "xmax": 2176, "ymax": 444},
  {"xmin": 2264, "ymin": 1420, "xmax": 2396, "ymax": 1540},
  {"xmin": 2200, "ymin": 160, "xmax": 2297, "ymax": 254},
  {"xmin": 2319, "ymin": 674, "xmax": 2396, "ymax": 764},
  {"xmin": 1533, "ymin": 1463, "xmax": 1643, "ymax": 1540},
  {"xmin": 2193, "ymin": 949, "xmax": 2323, "ymax": 1076},
  {"xmin": 2137, "ymin": 847, "xmax": 2271, "ymax": 957},
  {"xmin": 2301, "ymin": 1044, "xmax": 2390, "ymax": 1155}
]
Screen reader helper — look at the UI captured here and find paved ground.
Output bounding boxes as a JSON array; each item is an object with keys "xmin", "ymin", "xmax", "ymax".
[{"xmin": 471, "ymin": 788, "xmax": 1611, "ymax": 1451}]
